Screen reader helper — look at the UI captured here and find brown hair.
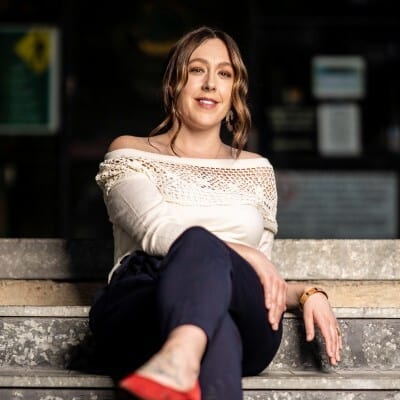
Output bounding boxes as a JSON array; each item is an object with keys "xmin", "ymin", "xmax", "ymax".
[{"xmin": 149, "ymin": 25, "xmax": 251, "ymax": 157}]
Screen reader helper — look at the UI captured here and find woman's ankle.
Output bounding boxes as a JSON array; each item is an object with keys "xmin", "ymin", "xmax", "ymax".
[
  {"xmin": 137, "ymin": 346, "xmax": 197, "ymax": 390},
  {"xmin": 166, "ymin": 325, "xmax": 207, "ymax": 362}
]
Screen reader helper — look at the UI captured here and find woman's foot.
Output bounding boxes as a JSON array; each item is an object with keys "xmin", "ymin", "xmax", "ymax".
[
  {"xmin": 119, "ymin": 373, "xmax": 200, "ymax": 400},
  {"xmin": 133, "ymin": 344, "xmax": 199, "ymax": 392},
  {"xmin": 119, "ymin": 325, "xmax": 206, "ymax": 399}
]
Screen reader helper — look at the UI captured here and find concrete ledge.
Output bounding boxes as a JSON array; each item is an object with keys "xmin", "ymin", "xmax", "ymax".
[
  {"xmin": 0, "ymin": 368, "xmax": 399, "ymax": 390},
  {"xmin": 0, "ymin": 307, "xmax": 399, "ymax": 371},
  {"xmin": 0, "ymin": 239, "xmax": 113, "ymax": 280},
  {"xmin": 1, "ymin": 238, "xmax": 399, "ymax": 280},
  {"xmin": 0, "ymin": 280, "xmax": 102, "ymax": 306},
  {"xmin": 272, "ymin": 239, "xmax": 400, "ymax": 280},
  {"xmin": 0, "ymin": 305, "xmax": 90, "ymax": 317},
  {"xmin": 0, "ymin": 306, "xmax": 400, "ymax": 319},
  {"xmin": 245, "ymin": 369, "xmax": 400, "ymax": 390},
  {"xmin": 1, "ymin": 280, "xmax": 399, "ymax": 307},
  {"xmin": 0, "ymin": 369, "xmax": 113, "ymax": 388},
  {"xmin": 0, "ymin": 305, "xmax": 399, "ymax": 318}
]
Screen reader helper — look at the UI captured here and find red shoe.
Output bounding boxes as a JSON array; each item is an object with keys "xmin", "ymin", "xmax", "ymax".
[{"xmin": 118, "ymin": 373, "xmax": 201, "ymax": 400}]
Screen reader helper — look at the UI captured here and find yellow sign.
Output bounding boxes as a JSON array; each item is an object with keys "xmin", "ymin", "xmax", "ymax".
[
  {"xmin": 0, "ymin": 26, "xmax": 60, "ymax": 134},
  {"xmin": 14, "ymin": 29, "xmax": 51, "ymax": 74}
]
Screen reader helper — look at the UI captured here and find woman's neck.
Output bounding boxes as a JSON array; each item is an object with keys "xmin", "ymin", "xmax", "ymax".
[{"xmin": 167, "ymin": 129, "xmax": 230, "ymax": 159}]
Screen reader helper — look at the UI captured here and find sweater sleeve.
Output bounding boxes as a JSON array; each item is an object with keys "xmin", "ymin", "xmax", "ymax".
[
  {"xmin": 257, "ymin": 229, "xmax": 274, "ymax": 260},
  {"xmin": 256, "ymin": 162, "xmax": 278, "ymax": 260},
  {"xmin": 96, "ymin": 157, "xmax": 188, "ymax": 255}
]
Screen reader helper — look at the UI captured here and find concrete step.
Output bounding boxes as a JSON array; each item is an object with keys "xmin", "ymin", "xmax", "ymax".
[
  {"xmin": 0, "ymin": 238, "xmax": 113, "ymax": 280},
  {"xmin": 1, "ymin": 279, "xmax": 399, "ymax": 307},
  {"xmin": 0, "ymin": 238, "xmax": 398, "ymax": 397},
  {"xmin": 0, "ymin": 280, "xmax": 102, "ymax": 306},
  {"xmin": 0, "ymin": 368, "xmax": 399, "ymax": 399},
  {"xmin": 1, "ymin": 238, "xmax": 399, "ymax": 280},
  {"xmin": 1, "ymin": 238, "xmax": 399, "ymax": 310},
  {"xmin": 0, "ymin": 306, "xmax": 399, "ymax": 371}
]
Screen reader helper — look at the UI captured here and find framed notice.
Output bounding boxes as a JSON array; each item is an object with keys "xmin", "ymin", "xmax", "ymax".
[
  {"xmin": 312, "ymin": 56, "xmax": 365, "ymax": 99},
  {"xmin": 317, "ymin": 103, "xmax": 362, "ymax": 156},
  {"xmin": 275, "ymin": 171, "xmax": 398, "ymax": 239},
  {"xmin": 0, "ymin": 25, "xmax": 60, "ymax": 134}
]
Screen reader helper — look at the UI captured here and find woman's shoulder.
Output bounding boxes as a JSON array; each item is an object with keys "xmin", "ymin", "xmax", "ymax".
[
  {"xmin": 238, "ymin": 149, "xmax": 273, "ymax": 163},
  {"xmin": 107, "ymin": 135, "xmax": 152, "ymax": 153},
  {"xmin": 237, "ymin": 149, "xmax": 263, "ymax": 160},
  {"xmin": 235, "ymin": 149, "xmax": 274, "ymax": 169}
]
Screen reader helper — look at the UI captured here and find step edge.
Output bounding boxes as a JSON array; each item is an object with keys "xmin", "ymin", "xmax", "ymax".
[
  {"xmin": 0, "ymin": 305, "xmax": 90, "ymax": 317},
  {"xmin": 0, "ymin": 306, "xmax": 399, "ymax": 318},
  {"xmin": 242, "ymin": 371, "xmax": 400, "ymax": 390},
  {"xmin": 1, "ymin": 370, "xmax": 399, "ymax": 390},
  {"xmin": 1, "ymin": 238, "xmax": 399, "ymax": 280}
]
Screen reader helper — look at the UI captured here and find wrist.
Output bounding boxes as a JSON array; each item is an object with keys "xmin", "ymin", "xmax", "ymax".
[{"xmin": 299, "ymin": 287, "xmax": 328, "ymax": 311}]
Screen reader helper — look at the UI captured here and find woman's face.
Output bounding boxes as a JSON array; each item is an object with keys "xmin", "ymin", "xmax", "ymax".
[{"xmin": 176, "ymin": 38, "xmax": 234, "ymax": 132}]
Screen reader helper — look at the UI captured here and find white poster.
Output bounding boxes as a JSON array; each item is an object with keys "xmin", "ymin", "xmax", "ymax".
[{"xmin": 317, "ymin": 103, "xmax": 361, "ymax": 156}]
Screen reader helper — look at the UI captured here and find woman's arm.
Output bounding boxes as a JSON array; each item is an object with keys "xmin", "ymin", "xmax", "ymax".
[
  {"xmin": 104, "ymin": 176, "xmax": 189, "ymax": 255},
  {"xmin": 225, "ymin": 242, "xmax": 342, "ymax": 366},
  {"xmin": 95, "ymin": 136, "xmax": 193, "ymax": 255},
  {"xmin": 224, "ymin": 241, "xmax": 288, "ymax": 332},
  {"xmin": 287, "ymin": 282, "xmax": 342, "ymax": 366}
]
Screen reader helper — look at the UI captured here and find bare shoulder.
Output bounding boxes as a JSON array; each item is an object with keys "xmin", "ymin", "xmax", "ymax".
[
  {"xmin": 107, "ymin": 135, "xmax": 151, "ymax": 152},
  {"xmin": 238, "ymin": 149, "xmax": 264, "ymax": 159}
]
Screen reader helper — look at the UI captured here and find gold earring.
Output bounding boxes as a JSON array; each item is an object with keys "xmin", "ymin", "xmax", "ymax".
[{"xmin": 225, "ymin": 110, "xmax": 234, "ymax": 132}]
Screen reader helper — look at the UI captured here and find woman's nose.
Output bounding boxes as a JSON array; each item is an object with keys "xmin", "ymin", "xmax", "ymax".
[{"xmin": 202, "ymin": 75, "xmax": 216, "ymax": 91}]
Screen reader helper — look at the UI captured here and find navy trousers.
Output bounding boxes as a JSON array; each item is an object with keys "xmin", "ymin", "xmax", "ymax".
[{"xmin": 89, "ymin": 226, "xmax": 283, "ymax": 400}]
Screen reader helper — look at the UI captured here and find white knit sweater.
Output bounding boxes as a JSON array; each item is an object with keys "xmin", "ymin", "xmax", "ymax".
[{"xmin": 95, "ymin": 148, "xmax": 278, "ymax": 281}]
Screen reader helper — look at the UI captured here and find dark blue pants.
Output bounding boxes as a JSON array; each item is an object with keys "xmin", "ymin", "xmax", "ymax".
[{"xmin": 89, "ymin": 226, "xmax": 283, "ymax": 400}]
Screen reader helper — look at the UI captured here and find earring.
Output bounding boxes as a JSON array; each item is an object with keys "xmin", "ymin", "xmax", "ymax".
[
  {"xmin": 172, "ymin": 103, "xmax": 178, "ymax": 119},
  {"xmin": 225, "ymin": 110, "xmax": 234, "ymax": 132}
]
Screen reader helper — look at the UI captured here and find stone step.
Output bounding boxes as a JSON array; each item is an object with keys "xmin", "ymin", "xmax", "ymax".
[
  {"xmin": 0, "ymin": 306, "xmax": 399, "ymax": 371},
  {"xmin": 1, "ymin": 238, "xmax": 398, "ymax": 397},
  {"xmin": 0, "ymin": 368, "xmax": 399, "ymax": 399},
  {"xmin": 0, "ymin": 238, "xmax": 113, "ymax": 280},
  {"xmin": 1, "ymin": 238, "xmax": 399, "ymax": 280},
  {"xmin": 0, "ymin": 280, "xmax": 102, "ymax": 306},
  {"xmin": 1, "ymin": 279, "xmax": 399, "ymax": 307}
]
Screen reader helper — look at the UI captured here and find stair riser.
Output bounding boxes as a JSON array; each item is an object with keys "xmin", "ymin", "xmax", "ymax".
[
  {"xmin": 243, "ymin": 392, "xmax": 400, "ymax": 400},
  {"xmin": 1, "ymin": 317, "xmax": 399, "ymax": 371},
  {"xmin": 0, "ymin": 390, "xmax": 115, "ymax": 400},
  {"xmin": 0, "ymin": 390, "xmax": 399, "ymax": 400},
  {"xmin": 1, "ymin": 239, "xmax": 399, "ymax": 280},
  {"xmin": 272, "ymin": 318, "xmax": 400, "ymax": 370},
  {"xmin": 1, "ymin": 280, "xmax": 399, "ymax": 307}
]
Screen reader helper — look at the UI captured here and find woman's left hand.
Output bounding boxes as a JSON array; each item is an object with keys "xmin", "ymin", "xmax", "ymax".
[{"xmin": 302, "ymin": 293, "xmax": 343, "ymax": 366}]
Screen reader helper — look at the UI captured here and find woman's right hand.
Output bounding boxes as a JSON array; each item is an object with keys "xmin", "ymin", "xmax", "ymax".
[
  {"xmin": 252, "ymin": 256, "xmax": 288, "ymax": 331},
  {"xmin": 225, "ymin": 242, "xmax": 288, "ymax": 331}
]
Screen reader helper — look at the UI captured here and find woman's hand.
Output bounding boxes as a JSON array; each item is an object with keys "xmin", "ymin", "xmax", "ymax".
[
  {"xmin": 225, "ymin": 242, "xmax": 287, "ymax": 331},
  {"xmin": 252, "ymin": 257, "xmax": 288, "ymax": 331},
  {"xmin": 302, "ymin": 292, "xmax": 343, "ymax": 366}
]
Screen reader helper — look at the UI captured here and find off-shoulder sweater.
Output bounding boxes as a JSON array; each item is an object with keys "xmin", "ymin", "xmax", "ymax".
[{"xmin": 95, "ymin": 148, "xmax": 278, "ymax": 281}]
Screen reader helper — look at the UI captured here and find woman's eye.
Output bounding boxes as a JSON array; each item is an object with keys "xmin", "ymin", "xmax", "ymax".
[
  {"xmin": 189, "ymin": 67, "xmax": 204, "ymax": 74},
  {"xmin": 219, "ymin": 70, "xmax": 233, "ymax": 78}
]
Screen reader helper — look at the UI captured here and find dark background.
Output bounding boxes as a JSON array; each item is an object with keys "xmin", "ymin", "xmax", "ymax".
[{"xmin": 0, "ymin": 0, "xmax": 399, "ymax": 239}]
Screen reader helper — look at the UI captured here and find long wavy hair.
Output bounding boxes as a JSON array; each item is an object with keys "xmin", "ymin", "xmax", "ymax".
[{"xmin": 149, "ymin": 25, "xmax": 251, "ymax": 158}]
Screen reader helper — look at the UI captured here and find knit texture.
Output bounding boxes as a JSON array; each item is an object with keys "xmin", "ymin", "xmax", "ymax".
[{"xmin": 96, "ymin": 152, "xmax": 278, "ymax": 234}]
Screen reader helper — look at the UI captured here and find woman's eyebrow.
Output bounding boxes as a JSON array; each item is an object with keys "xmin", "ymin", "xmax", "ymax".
[{"xmin": 188, "ymin": 58, "xmax": 232, "ymax": 68}]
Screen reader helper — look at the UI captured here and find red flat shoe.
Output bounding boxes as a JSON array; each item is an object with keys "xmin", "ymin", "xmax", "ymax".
[{"xmin": 118, "ymin": 373, "xmax": 201, "ymax": 400}]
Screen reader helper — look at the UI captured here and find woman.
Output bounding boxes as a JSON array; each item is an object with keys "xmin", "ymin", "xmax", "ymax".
[{"xmin": 91, "ymin": 25, "xmax": 342, "ymax": 400}]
